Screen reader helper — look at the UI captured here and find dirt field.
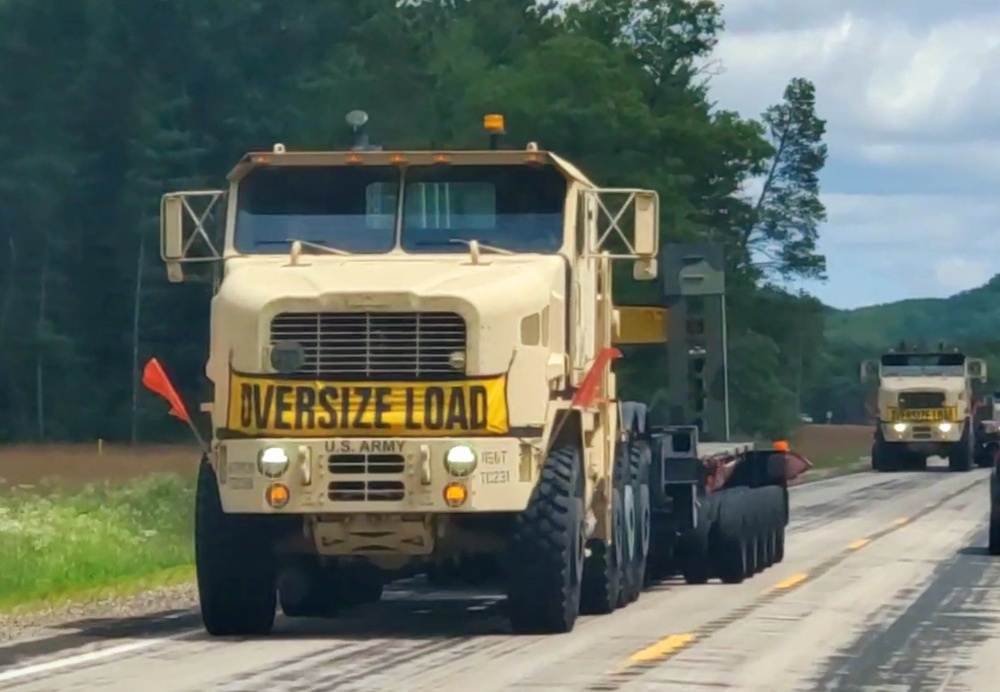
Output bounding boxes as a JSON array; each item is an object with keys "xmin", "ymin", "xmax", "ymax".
[
  {"xmin": 0, "ymin": 425, "xmax": 872, "ymax": 489},
  {"xmin": 0, "ymin": 443, "xmax": 200, "ymax": 489},
  {"xmin": 790, "ymin": 423, "xmax": 872, "ymax": 462}
]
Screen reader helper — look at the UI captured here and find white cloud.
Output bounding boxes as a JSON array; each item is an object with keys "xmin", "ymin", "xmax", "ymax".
[
  {"xmin": 933, "ymin": 257, "xmax": 992, "ymax": 292},
  {"xmin": 707, "ymin": 0, "xmax": 1000, "ymax": 307}
]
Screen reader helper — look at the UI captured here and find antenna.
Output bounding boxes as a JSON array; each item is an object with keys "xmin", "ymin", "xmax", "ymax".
[{"xmin": 346, "ymin": 110, "xmax": 381, "ymax": 151}]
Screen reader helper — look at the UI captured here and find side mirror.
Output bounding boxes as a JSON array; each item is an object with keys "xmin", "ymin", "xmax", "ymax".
[
  {"xmin": 860, "ymin": 360, "xmax": 878, "ymax": 383},
  {"xmin": 632, "ymin": 257, "xmax": 657, "ymax": 280},
  {"xmin": 159, "ymin": 190, "xmax": 226, "ymax": 284},
  {"xmin": 633, "ymin": 191, "xmax": 659, "ymax": 257},
  {"xmin": 161, "ymin": 195, "xmax": 185, "ymax": 282},
  {"xmin": 968, "ymin": 358, "xmax": 988, "ymax": 382}
]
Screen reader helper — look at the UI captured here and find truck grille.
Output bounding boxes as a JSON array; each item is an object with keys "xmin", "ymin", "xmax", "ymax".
[
  {"xmin": 270, "ymin": 311, "xmax": 466, "ymax": 380},
  {"xmin": 898, "ymin": 391, "xmax": 945, "ymax": 409},
  {"xmin": 328, "ymin": 480, "xmax": 406, "ymax": 502},
  {"xmin": 327, "ymin": 453, "xmax": 406, "ymax": 503}
]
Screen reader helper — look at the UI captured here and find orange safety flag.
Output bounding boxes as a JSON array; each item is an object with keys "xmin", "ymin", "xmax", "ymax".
[
  {"xmin": 142, "ymin": 358, "xmax": 192, "ymax": 424},
  {"xmin": 571, "ymin": 347, "xmax": 623, "ymax": 409}
]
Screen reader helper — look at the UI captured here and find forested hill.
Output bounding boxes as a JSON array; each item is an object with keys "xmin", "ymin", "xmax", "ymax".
[
  {"xmin": 0, "ymin": 0, "xmax": 832, "ymax": 443},
  {"xmin": 826, "ymin": 275, "xmax": 1000, "ymax": 348}
]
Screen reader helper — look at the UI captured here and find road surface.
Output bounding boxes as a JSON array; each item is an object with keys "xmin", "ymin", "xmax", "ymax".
[{"xmin": 1, "ymin": 461, "xmax": 998, "ymax": 691}]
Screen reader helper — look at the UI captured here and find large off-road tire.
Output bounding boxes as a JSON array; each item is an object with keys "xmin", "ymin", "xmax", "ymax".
[
  {"xmin": 977, "ymin": 442, "xmax": 999, "ymax": 470},
  {"xmin": 195, "ymin": 460, "xmax": 277, "ymax": 636},
  {"xmin": 506, "ymin": 445, "xmax": 586, "ymax": 634},
  {"xmin": 619, "ymin": 441, "xmax": 652, "ymax": 605},
  {"xmin": 580, "ymin": 443, "xmax": 627, "ymax": 614},
  {"xmin": 678, "ymin": 496, "xmax": 714, "ymax": 585},
  {"xmin": 713, "ymin": 489, "xmax": 748, "ymax": 584},
  {"xmin": 989, "ymin": 512, "xmax": 1000, "ymax": 556},
  {"xmin": 949, "ymin": 424, "xmax": 973, "ymax": 472},
  {"xmin": 871, "ymin": 439, "xmax": 897, "ymax": 472}
]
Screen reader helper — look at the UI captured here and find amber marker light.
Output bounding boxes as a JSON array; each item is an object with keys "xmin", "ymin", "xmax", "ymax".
[
  {"xmin": 443, "ymin": 482, "xmax": 468, "ymax": 507},
  {"xmin": 265, "ymin": 483, "xmax": 290, "ymax": 509}
]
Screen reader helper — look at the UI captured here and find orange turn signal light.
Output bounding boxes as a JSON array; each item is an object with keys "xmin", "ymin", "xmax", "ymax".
[
  {"xmin": 265, "ymin": 483, "xmax": 290, "ymax": 508},
  {"xmin": 443, "ymin": 482, "xmax": 468, "ymax": 507}
]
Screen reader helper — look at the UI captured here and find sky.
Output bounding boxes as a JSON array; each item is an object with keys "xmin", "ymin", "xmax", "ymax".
[{"xmin": 706, "ymin": 0, "xmax": 1000, "ymax": 309}]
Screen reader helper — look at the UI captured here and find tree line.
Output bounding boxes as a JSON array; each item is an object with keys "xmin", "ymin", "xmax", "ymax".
[{"xmin": 0, "ymin": 0, "xmax": 846, "ymax": 443}]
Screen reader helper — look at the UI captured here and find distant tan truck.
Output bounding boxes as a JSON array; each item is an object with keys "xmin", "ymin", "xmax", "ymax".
[
  {"xmin": 861, "ymin": 346, "xmax": 987, "ymax": 472},
  {"xmin": 159, "ymin": 112, "xmax": 798, "ymax": 638}
]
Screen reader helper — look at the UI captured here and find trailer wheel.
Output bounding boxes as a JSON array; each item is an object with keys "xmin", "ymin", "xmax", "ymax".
[
  {"xmin": 713, "ymin": 490, "xmax": 747, "ymax": 584},
  {"xmin": 620, "ymin": 441, "xmax": 651, "ymax": 604},
  {"xmin": 678, "ymin": 497, "xmax": 714, "ymax": 585},
  {"xmin": 580, "ymin": 443, "xmax": 627, "ymax": 614},
  {"xmin": 773, "ymin": 525, "xmax": 786, "ymax": 564},
  {"xmin": 195, "ymin": 460, "xmax": 277, "ymax": 636},
  {"xmin": 506, "ymin": 445, "xmax": 586, "ymax": 634}
]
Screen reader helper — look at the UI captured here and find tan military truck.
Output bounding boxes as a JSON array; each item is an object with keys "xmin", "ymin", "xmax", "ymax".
[
  {"xmin": 861, "ymin": 347, "xmax": 987, "ymax": 472},
  {"xmin": 159, "ymin": 112, "xmax": 672, "ymax": 636}
]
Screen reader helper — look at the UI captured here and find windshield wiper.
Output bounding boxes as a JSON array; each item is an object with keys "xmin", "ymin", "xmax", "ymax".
[
  {"xmin": 285, "ymin": 238, "xmax": 350, "ymax": 256},
  {"xmin": 415, "ymin": 238, "xmax": 513, "ymax": 255}
]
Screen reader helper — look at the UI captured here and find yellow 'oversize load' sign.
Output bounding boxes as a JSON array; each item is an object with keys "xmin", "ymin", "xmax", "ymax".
[
  {"xmin": 889, "ymin": 407, "xmax": 956, "ymax": 422},
  {"xmin": 227, "ymin": 371, "xmax": 509, "ymax": 437}
]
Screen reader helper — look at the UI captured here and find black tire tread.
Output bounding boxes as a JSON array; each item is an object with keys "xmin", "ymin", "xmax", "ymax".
[
  {"xmin": 506, "ymin": 445, "xmax": 584, "ymax": 634},
  {"xmin": 196, "ymin": 460, "xmax": 277, "ymax": 636}
]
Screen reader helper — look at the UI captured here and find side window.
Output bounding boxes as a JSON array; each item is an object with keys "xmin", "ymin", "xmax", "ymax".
[{"xmin": 366, "ymin": 182, "xmax": 397, "ymax": 230}]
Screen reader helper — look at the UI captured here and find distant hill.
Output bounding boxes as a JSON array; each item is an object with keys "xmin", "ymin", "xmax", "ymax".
[{"xmin": 825, "ymin": 275, "xmax": 1000, "ymax": 348}]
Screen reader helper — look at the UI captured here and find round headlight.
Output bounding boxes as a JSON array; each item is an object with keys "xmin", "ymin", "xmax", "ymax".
[
  {"xmin": 444, "ymin": 445, "xmax": 477, "ymax": 476},
  {"xmin": 258, "ymin": 446, "xmax": 290, "ymax": 478},
  {"xmin": 271, "ymin": 341, "xmax": 305, "ymax": 373},
  {"xmin": 938, "ymin": 422, "xmax": 952, "ymax": 432},
  {"xmin": 892, "ymin": 422, "xmax": 906, "ymax": 433}
]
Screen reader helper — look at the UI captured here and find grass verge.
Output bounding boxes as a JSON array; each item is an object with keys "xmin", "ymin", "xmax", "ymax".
[{"xmin": 0, "ymin": 473, "xmax": 194, "ymax": 612}]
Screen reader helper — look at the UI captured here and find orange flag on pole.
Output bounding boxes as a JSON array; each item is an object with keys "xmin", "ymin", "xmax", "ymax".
[
  {"xmin": 142, "ymin": 358, "xmax": 192, "ymax": 424},
  {"xmin": 571, "ymin": 346, "xmax": 623, "ymax": 409}
]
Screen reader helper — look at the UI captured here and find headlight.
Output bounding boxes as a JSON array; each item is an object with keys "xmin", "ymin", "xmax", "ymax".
[
  {"xmin": 258, "ymin": 446, "xmax": 290, "ymax": 478},
  {"xmin": 444, "ymin": 445, "xmax": 477, "ymax": 476},
  {"xmin": 892, "ymin": 422, "xmax": 907, "ymax": 433},
  {"xmin": 270, "ymin": 340, "xmax": 305, "ymax": 373},
  {"xmin": 938, "ymin": 422, "xmax": 953, "ymax": 432}
]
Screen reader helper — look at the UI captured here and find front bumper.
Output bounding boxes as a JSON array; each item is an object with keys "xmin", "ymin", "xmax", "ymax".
[
  {"xmin": 215, "ymin": 437, "xmax": 540, "ymax": 514},
  {"xmin": 879, "ymin": 421, "xmax": 962, "ymax": 444}
]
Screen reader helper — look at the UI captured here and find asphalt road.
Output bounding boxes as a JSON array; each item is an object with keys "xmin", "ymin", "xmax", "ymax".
[{"xmin": 2, "ymin": 461, "xmax": 998, "ymax": 691}]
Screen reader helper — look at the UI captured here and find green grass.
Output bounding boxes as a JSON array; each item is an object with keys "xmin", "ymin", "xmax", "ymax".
[
  {"xmin": 808, "ymin": 452, "xmax": 869, "ymax": 471},
  {"xmin": 0, "ymin": 473, "xmax": 195, "ymax": 611}
]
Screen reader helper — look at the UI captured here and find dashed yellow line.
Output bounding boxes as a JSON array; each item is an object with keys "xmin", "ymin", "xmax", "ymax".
[
  {"xmin": 772, "ymin": 573, "xmax": 808, "ymax": 590},
  {"xmin": 628, "ymin": 633, "xmax": 697, "ymax": 663},
  {"xmin": 847, "ymin": 538, "xmax": 870, "ymax": 550}
]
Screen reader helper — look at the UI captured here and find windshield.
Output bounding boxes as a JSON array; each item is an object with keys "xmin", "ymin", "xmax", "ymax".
[
  {"xmin": 234, "ymin": 165, "xmax": 399, "ymax": 254},
  {"xmin": 880, "ymin": 353, "xmax": 966, "ymax": 377},
  {"xmin": 399, "ymin": 165, "xmax": 566, "ymax": 253},
  {"xmin": 232, "ymin": 163, "xmax": 566, "ymax": 255}
]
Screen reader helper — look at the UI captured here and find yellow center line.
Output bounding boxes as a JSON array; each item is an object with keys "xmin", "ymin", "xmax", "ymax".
[
  {"xmin": 847, "ymin": 538, "xmax": 870, "ymax": 550},
  {"xmin": 627, "ymin": 633, "xmax": 697, "ymax": 664},
  {"xmin": 772, "ymin": 573, "xmax": 808, "ymax": 590}
]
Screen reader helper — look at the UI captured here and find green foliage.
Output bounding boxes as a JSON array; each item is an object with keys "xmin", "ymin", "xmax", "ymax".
[
  {"xmin": 0, "ymin": 0, "xmax": 832, "ymax": 442},
  {"xmin": 0, "ymin": 474, "xmax": 193, "ymax": 608},
  {"xmin": 827, "ymin": 275, "xmax": 1000, "ymax": 348}
]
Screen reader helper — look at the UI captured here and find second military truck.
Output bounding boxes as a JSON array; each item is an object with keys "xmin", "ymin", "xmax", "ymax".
[
  {"xmin": 861, "ymin": 345, "xmax": 987, "ymax": 472},
  {"xmin": 158, "ymin": 112, "xmax": 800, "ymax": 636}
]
